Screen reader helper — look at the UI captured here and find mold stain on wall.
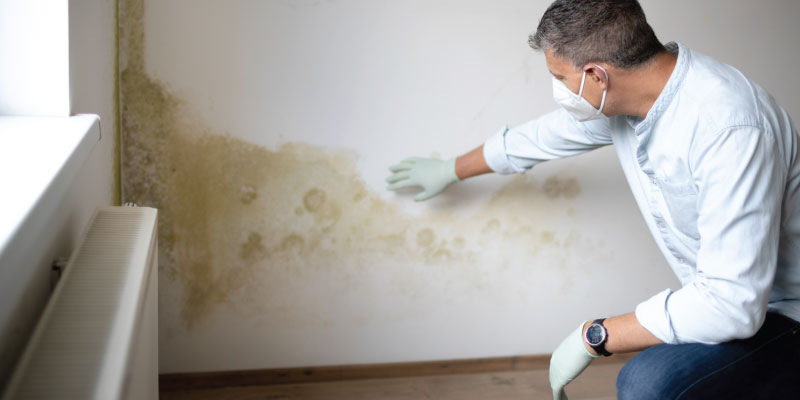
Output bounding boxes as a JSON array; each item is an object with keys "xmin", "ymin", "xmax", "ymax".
[{"xmin": 119, "ymin": 0, "xmax": 601, "ymax": 330}]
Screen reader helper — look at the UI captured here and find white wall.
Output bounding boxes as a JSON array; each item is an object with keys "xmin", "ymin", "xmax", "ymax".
[
  {"xmin": 120, "ymin": 0, "xmax": 800, "ymax": 373},
  {"xmin": 0, "ymin": 0, "xmax": 117, "ymax": 390},
  {"xmin": 0, "ymin": 0, "xmax": 70, "ymax": 116}
]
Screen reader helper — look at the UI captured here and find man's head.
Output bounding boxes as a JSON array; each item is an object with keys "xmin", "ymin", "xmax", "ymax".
[
  {"xmin": 531, "ymin": 0, "xmax": 664, "ymax": 71},
  {"xmin": 532, "ymin": 0, "xmax": 673, "ymax": 118}
]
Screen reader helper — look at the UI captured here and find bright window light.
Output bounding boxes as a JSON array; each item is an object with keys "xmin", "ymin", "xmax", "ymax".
[{"xmin": 0, "ymin": 0, "xmax": 70, "ymax": 116}]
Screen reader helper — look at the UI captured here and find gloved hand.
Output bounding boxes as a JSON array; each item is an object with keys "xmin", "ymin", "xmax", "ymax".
[
  {"xmin": 550, "ymin": 322, "xmax": 598, "ymax": 400},
  {"xmin": 385, "ymin": 157, "xmax": 460, "ymax": 201}
]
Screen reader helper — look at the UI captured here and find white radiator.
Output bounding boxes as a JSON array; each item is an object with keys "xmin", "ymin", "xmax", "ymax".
[{"xmin": 1, "ymin": 206, "xmax": 159, "ymax": 400}]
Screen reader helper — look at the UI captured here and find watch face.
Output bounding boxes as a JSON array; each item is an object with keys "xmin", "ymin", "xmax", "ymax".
[{"xmin": 586, "ymin": 324, "xmax": 606, "ymax": 346}]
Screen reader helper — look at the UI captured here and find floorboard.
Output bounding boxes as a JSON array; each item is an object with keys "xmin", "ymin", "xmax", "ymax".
[{"xmin": 160, "ymin": 361, "xmax": 624, "ymax": 400}]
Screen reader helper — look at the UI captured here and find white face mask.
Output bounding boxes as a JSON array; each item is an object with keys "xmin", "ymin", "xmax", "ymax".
[{"xmin": 552, "ymin": 65, "xmax": 608, "ymax": 122}]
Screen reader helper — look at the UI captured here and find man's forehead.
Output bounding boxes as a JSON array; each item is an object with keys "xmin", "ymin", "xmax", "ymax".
[
  {"xmin": 545, "ymin": 50, "xmax": 567, "ymax": 67},
  {"xmin": 545, "ymin": 50, "xmax": 570, "ymax": 77}
]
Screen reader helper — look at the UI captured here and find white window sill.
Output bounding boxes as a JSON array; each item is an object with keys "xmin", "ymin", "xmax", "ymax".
[{"xmin": 0, "ymin": 114, "xmax": 101, "ymax": 260}]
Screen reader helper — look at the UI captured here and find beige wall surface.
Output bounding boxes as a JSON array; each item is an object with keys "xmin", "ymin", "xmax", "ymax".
[{"xmin": 116, "ymin": 0, "xmax": 800, "ymax": 373}]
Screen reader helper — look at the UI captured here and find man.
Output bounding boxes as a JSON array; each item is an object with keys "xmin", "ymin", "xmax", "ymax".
[{"xmin": 385, "ymin": 0, "xmax": 800, "ymax": 398}]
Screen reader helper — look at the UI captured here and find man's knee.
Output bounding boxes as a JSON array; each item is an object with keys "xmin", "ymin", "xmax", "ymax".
[{"xmin": 616, "ymin": 348, "xmax": 675, "ymax": 400}]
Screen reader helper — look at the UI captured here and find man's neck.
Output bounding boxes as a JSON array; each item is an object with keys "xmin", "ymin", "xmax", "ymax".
[{"xmin": 615, "ymin": 51, "xmax": 678, "ymax": 119}]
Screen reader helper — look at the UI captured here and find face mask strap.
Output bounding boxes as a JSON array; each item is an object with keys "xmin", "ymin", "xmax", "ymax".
[
  {"xmin": 577, "ymin": 71, "xmax": 588, "ymax": 98},
  {"xmin": 597, "ymin": 87, "xmax": 607, "ymax": 115},
  {"xmin": 593, "ymin": 64, "xmax": 609, "ymax": 115},
  {"xmin": 578, "ymin": 64, "xmax": 609, "ymax": 96}
]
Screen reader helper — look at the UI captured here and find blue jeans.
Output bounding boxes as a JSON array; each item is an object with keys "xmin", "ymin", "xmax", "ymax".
[{"xmin": 617, "ymin": 312, "xmax": 800, "ymax": 399}]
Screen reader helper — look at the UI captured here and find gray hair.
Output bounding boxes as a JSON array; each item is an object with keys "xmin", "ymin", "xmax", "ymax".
[{"xmin": 530, "ymin": 0, "xmax": 665, "ymax": 70}]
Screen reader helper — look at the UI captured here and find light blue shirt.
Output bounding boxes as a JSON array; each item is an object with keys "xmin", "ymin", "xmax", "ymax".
[{"xmin": 483, "ymin": 42, "xmax": 800, "ymax": 345}]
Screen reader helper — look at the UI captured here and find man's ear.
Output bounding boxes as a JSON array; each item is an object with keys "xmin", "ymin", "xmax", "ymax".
[{"xmin": 583, "ymin": 64, "xmax": 609, "ymax": 89}]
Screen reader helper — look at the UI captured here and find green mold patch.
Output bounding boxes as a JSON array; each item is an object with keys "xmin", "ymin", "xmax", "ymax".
[{"xmin": 119, "ymin": 0, "xmax": 591, "ymax": 329}]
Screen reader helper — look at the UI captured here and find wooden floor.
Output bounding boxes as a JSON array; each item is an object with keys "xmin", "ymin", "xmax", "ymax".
[{"xmin": 160, "ymin": 361, "xmax": 624, "ymax": 400}]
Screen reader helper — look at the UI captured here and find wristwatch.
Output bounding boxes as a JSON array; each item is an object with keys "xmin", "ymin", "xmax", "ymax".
[{"xmin": 584, "ymin": 318, "xmax": 612, "ymax": 357}]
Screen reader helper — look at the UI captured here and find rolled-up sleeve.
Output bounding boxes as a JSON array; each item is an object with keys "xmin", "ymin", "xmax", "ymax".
[
  {"xmin": 636, "ymin": 126, "xmax": 785, "ymax": 344},
  {"xmin": 483, "ymin": 108, "xmax": 613, "ymax": 174}
]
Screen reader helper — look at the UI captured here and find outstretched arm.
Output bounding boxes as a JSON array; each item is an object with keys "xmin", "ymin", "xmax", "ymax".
[
  {"xmin": 385, "ymin": 144, "xmax": 493, "ymax": 201},
  {"xmin": 387, "ymin": 109, "xmax": 613, "ymax": 201},
  {"xmin": 454, "ymin": 144, "xmax": 493, "ymax": 180}
]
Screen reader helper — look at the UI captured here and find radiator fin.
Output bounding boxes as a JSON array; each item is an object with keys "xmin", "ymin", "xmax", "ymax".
[{"xmin": 2, "ymin": 207, "xmax": 158, "ymax": 399}]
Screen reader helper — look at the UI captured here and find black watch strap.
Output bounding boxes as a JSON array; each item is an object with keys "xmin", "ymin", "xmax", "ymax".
[{"xmin": 590, "ymin": 318, "xmax": 612, "ymax": 357}]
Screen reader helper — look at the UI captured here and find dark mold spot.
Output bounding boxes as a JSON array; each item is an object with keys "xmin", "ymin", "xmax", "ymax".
[
  {"xmin": 241, "ymin": 232, "xmax": 268, "ymax": 262},
  {"xmin": 542, "ymin": 176, "xmax": 581, "ymax": 199},
  {"xmin": 303, "ymin": 188, "xmax": 326, "ymax": 212}
]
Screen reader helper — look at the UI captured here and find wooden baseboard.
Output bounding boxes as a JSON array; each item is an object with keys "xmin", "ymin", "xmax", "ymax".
[{"xmin": 159, "ymin": 353, "xmax": 635, "ymax": 392}]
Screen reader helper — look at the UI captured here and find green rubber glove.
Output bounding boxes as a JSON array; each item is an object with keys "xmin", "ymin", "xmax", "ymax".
[
  {"xmin": 549, "ymin": 321, "xmax": 598, "ymax": 400},
  {"xmin": 385, "ymin": 157, "xmax": 460, "ymax": 201}
]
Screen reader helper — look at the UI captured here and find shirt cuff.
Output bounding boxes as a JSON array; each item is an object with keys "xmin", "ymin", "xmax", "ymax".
[
  {"xmin": 483, "ymin": 125, "xmax": 522, "ymax": 175},
  {"xmin": 635, "ymin": 288, "xmax": 679, "ymax": 344}
]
